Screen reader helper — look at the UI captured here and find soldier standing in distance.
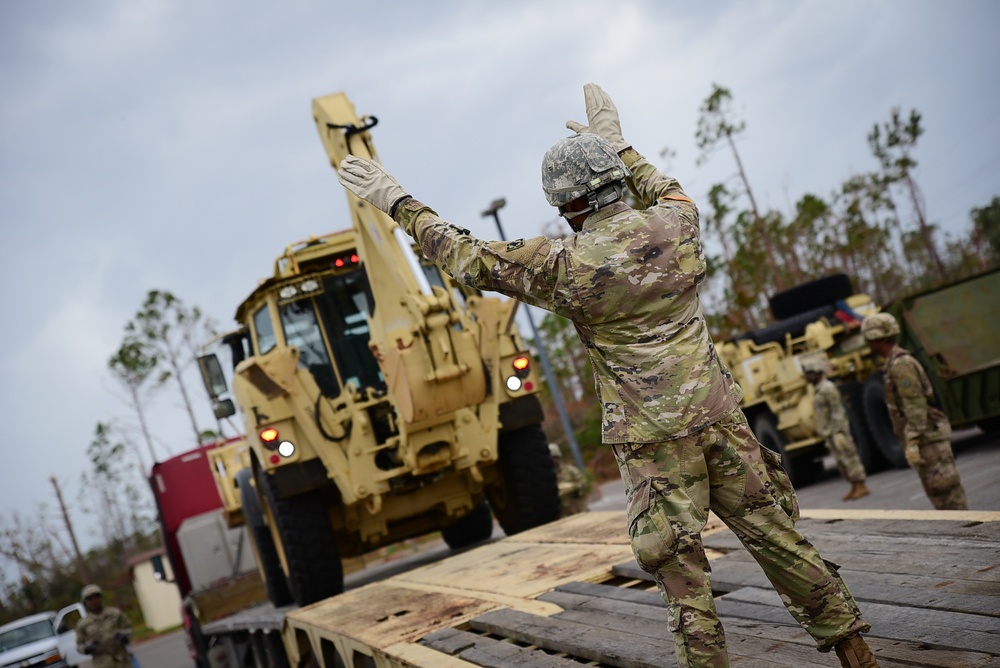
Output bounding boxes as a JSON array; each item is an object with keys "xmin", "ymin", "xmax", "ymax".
[
  {"xmin": 76, "ymin": 584, "xmax": 133, "ymax": 668},
  {"xmin": 802, "ymin": 357, "xmax": 871, "ymax": 501},
  {"xmin": 337, "ymin": 83, "xmax": 879, "ymax": 667},
  {"xmin": 549, "ymin": 443, "xmax": 592, "ymax": 516},
  {"xmin": 862, "ymin": 312, "xmax": 969, "ymax": 510}
]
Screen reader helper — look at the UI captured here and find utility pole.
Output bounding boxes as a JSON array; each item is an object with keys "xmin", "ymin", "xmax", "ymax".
[
  {"xmin": 481, "ymin": 198, "xmax": 586, "ymax": 470},
  {"xmin": 49, "ymin": 475, "xmax": 92, "ymax": 583}
]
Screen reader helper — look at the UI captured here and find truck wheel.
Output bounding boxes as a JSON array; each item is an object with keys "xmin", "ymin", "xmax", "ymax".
[
  {"xmin": 257, "ymin": 469, "xmax": 344, "ymax": 607},
  {"xmin": 441, "ymin": 496, "xmax": 494, "ymax": 550},
  {"xmin": 751, "ymin": 414, "xmax": 819, "ymax": 487},
  {"xmin": 237, "ymin": 468, "xmax": 293, "ymax": 607},
  {"xmin": 486, "ymin": 424, "xmax": 560, "ymax": 535},
  {"xmin": 861, "ymin": 375, "xmax": 908, "ymax": 469},
  {"xmin": 839, "ymin": 382, "xmax": 889, "ymax": 474}
]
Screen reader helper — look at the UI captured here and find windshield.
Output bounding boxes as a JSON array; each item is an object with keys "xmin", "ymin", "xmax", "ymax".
[
  {"xmin": 0, "ymin": 619, "xmax": 54, "ymax": 652},
  {"xmin": 277, "ymin": 268, "xmax": 384, "ymax": 398}
]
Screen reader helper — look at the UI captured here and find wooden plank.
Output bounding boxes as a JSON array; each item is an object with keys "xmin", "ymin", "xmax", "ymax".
[
  {"xmin": 795, "ymin": 513, "xmax": 1000, "ymax": 540},
  {"xmin": 716, "ymin": 586, "xmax": 1000, "ymax": 655},
  {"xmin": 707, "ymin": 554, "xmax": 1000, "ymax": 615},
  {"xmin": 420, "ymin": 627, "xmax": 581, "ymax": 667},
  {"xmin": 720, "ymin": 616, "xmax": 1000, "ymax": 668},
  {"xmin": 553, "ymin": 581, "xmax": 664, "ymax": 608},
  {"xmin": 469, "ymin": 607, "xmax": 675, "ymax": 668}
]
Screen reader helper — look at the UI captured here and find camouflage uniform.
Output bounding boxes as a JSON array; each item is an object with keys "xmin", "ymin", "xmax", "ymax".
[
  {"xmin": 76, "ymin": 606, "xmax": 132, "ymax": 668},
  {"xmin": 813, "ymin": 378, "xmax": 867, "ymax": 483},
  {"xmin": 394, "ymin": 147, "xmax": 870, "ymax": 665},
  {"xmin": 883, "ymin": 345, "xmax": 968, "ymax": 510},
  {"xmin": 556, "ymin": 459, "xmax": 592, "ymax": 516}
]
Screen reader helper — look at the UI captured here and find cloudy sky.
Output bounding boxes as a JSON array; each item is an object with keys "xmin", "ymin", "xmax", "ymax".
[{"xmin": 1, "ymin": 1, "xmax": 998, "ymax": 557}]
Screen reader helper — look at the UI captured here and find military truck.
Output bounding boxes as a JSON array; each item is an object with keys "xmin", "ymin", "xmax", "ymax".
[
  {"xmin": 196, "ymin": 92, "xmax": 559, "ymax": 609},
  {"xmin": 884, "ymin": 266, "xmax": 1000, "ymax": 435},
  {"xmin": 718, "ymin": 274, "xmax": 900, "ymax": 485}
]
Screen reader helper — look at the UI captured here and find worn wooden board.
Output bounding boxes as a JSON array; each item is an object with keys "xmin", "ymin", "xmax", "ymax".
[
  {"xmin": 715, "ymin": 586, "xmax": 1000, "ymax": 655},
  {"xmin": 421, "ymin": 627, "xmax": 582, "ymax": 667}
]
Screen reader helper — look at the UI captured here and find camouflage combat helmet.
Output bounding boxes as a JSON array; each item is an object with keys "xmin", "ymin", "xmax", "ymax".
[
  {"xmin": 541, "ymin": 133, "xmax": 630, "ymax": 210},
  {"xmin": 81, "ymin": 583, "xmax": 102, "ymax": 600},
  {"xmin": 861, "ymin": 312, "xmax": 900, "ymax": 340}
]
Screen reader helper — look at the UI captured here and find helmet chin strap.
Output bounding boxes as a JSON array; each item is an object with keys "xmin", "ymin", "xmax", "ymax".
[{"xmin": 561, "ymin": 182, "xmax": 626, "ymax": 231}]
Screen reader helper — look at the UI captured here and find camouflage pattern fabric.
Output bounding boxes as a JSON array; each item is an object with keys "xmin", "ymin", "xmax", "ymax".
[
  {"xmin": 555, "ymin": 460, "xmax": 591, "ymax": 516},
  {"xmin": 883, "ymin": 345, "xmax": 968, "ymax": 510},
  {"xmin": 76, "ymin": 606, "xmax": 132, "ymax": 668},
  {"xmin": 812, "ymin": 379, "xmax": 866, "ymax": 483},
  {"xmin": 614, "ymin": 407, "xmax": 868, "ymax": 664},
  {"xmin": 396, "ymin": 148, "xmax": 742, "ymax": 444},
  {"xmin": 394, "ymin": 147, "xmax": 870, "ymax": 665}
]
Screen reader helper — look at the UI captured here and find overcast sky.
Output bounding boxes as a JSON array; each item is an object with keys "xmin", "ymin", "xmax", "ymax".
[{"xmin": 1, "ymin": 1, "xmax": 998, "ymax": 561}]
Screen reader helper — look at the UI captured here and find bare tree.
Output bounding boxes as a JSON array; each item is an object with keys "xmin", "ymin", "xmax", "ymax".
[{"xmin": 126, "ymin": 290, "xmax": 216, "ymax": 447}]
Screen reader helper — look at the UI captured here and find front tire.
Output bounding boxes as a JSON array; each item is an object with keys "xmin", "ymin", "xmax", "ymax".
[
  {"xmin": 237, "ymin": 468, "xmax": 293, "ymax": 607},
  {"xmin": 752, "ymin": 413, "xmax": 820, "ymax": 487},
  {"xmin": 257, "ymin": 468, "xmax": 343, "ymax": 607},
  {"xmin": 486, "ymin": 424, "xmax": 560, "ymax": 535},
  {"xmin": 440, "ymin": 496, "xmax": 494, "ymax": 550},
  {"xmin": 862, "ymin": 374, "xmax": 908, "ymax": 469}
]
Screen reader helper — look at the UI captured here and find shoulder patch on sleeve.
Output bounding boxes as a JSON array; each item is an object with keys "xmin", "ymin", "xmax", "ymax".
[
  {"xmin": 500, "ymin": 236, "xmax": 551, "ymax": 266},
  {"xmin": 507, "ymin": 239, "xmax": 525, "ymax": 251}
]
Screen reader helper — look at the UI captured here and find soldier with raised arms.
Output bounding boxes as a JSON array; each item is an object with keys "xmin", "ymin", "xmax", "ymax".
[{"xmin": 338, "ymin": 83, "xmax": 879, "ymax": 667}]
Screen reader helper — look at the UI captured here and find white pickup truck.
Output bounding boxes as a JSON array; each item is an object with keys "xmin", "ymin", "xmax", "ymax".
[{"xmin": 0, "ymin": 604, "xmax": 88, "ymax": 668}]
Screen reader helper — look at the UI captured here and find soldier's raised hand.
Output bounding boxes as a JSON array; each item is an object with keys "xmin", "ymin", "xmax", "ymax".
[
  {"xmin": 337, "ymin": 155, "xmax": 410, "ymax": 216},
  {"xmin": 566, "ymin": 83, "xmax": 629, "ymax": 153}
]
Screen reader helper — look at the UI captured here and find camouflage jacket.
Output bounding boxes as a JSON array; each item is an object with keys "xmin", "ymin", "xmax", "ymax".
[
  {"xmin": 883, "ymin": 345, "xmax": 951, "ymax": 447},
  {"xmin": 76, "ymin": 606, "xmax": 131, "ymax": 668},
  {"xmin": 395, "ymin": 149, "xmax": 741, "ymax": 443},
  {"xmin": 812, "ymin": 378, "xmax": 850, "ymax": 439}
]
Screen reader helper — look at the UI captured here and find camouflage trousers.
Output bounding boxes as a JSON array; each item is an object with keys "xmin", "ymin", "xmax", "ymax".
[
  {"xmin": 612, "ymin": 408, "xmax": 869, "ymax": 667},
  {"xmin": 827, "ymin": 431, "xmax": 867, "ymax": 483},
  {"xmin": 914, "ymin": 439, "xmax": 968, "ymax": 510}
]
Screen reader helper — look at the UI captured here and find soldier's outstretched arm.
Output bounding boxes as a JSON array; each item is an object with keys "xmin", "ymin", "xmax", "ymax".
[{"xmin": 338, "ymin": 156, "xmax": 572, "ymax": 316}]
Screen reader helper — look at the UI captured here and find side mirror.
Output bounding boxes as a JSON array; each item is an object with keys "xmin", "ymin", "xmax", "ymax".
[
  {"xmin": 213, "ymin": 398, "xmax": 236, "ymax": 419},
  {"xmin": 198, "ymin": 354, "xmax": 229, "ymax": 399}
]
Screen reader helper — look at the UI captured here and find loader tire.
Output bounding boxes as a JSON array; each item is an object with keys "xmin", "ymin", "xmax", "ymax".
[
  {"xmin": 862, "ymin": 374, "xmax": 908, "ymax": 469},
  {"xmin": 441, "ymin": 496, "xmax": 494, "ymax": 550},
  {"xmin": 257, "ymin": 468, "xmax": 343, "ymax": 607},
  {"xmin": 751, "ymin": 413, "xmax": 820, "ymax": 487},
  {"xmin": 768, "ymin": 273, "xmax": 854, "ymax": 321},
  {"xmin": 839, "ymin": 382, "xmax": 890, "ymax": 474},
  {"xmin": 237, "ymin": 468, "xmax": 293, "ymax": 607},
  {"xmin": 486, "ymin": 424, "xmax": 560, "ymax": 535}
]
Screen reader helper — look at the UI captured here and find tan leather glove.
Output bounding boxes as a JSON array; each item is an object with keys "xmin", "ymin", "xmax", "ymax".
[
  {"xmin": 337, "ymin": 155, "xmax": 409, "ymax": 215},
  {"xmin": 904, "ymin": 440, "xmax": 924, "ymax": 467},
  {"xmin": 566, "ymin": 83, "xmax": 629, "ymax": 153}
]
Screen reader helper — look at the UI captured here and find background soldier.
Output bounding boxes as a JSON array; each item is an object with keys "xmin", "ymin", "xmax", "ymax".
[
  {"xmin": 76, "ymin": 584, "xmax": 133, "ymax": 668},
  {"xmin": 802, "ymin": 357, "xmax": 870, "ymax": 501},
  {"xmin": 337, "ymin": 83, "xmax": 878, "ymax": 667},
  {"xmin": 862, "ymin": 313, "xmax": 969, "ymax": 510},
  {"xmin": 549, "ymin": 443, "xmax": 591, "ymax": 516}
]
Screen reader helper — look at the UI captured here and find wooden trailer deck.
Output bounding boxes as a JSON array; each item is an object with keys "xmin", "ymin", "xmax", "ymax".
[{"xmin": 285, "ymin": 509, "xmax": 1000, "ymax": 667}]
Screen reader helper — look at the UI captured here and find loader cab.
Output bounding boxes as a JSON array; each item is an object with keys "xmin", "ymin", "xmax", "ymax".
[{"xmin": 250, "ymin": 254, "xmax": 386, "ymax": 399}]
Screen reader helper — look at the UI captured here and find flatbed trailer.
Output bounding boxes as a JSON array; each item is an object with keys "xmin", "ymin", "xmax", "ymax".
[{"xmin": 200, "ymin": 509, "xmax": 1000, "ymax": 667}]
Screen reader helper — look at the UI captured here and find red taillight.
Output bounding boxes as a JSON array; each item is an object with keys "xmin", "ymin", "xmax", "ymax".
[
  {"xmin": 335, "ymin": 258, "xmax": 345, "ymax": 267},
  {"xmin": 512, "ymin": 356, "xmax": 530, "ymax": 377},
  {"xmin": 351, "ymin": 254, "xmax": 359, "ymax": 263},
  {"xmin": 260, "ymin": 428, "xmax": 278, "ymax": 443}
]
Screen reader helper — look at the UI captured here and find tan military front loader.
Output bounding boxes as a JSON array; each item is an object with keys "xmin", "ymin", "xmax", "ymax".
[
  {"xmin": 718, "ymin": 274, "xmax": 906, "ymax": 486},
  {"xmin": 197, "ymin": 92, "xmax": 559, "ymax": 608}
]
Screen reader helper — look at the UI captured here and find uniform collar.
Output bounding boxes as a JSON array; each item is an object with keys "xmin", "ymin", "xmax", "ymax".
[{"xmin": 581, "ymin": 201, "xmax": 630, "ymax": 230}]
